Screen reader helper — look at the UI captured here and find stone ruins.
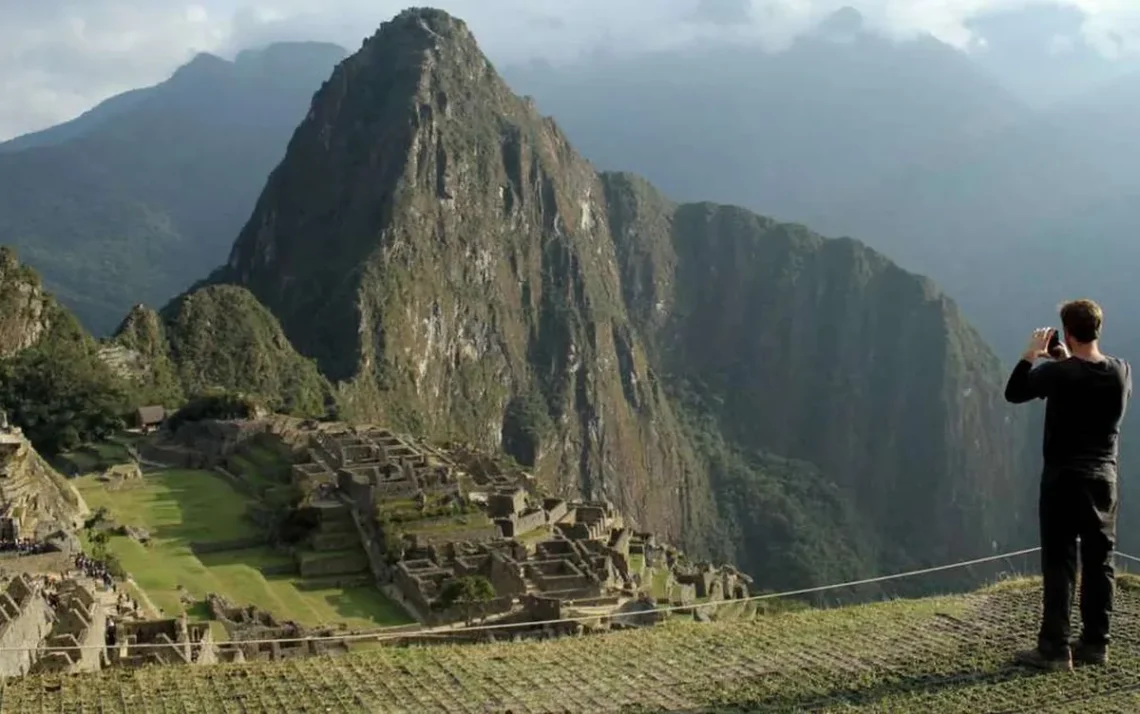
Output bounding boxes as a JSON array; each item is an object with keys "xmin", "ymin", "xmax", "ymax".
[
  {"xmin": 0, "ymin": 418, "xmax": 87, "ymax": 544},
  {"xmin": 0, "ymin": 573, "xmax": 220, "ymax": 678},
  {"xmin": 0, "ymin": 414, "xmax": 751, "ymax": 679},
  {"xmin": 207, "ymin": 594, "xmax": 350, "ymax": 662},
  {"xmin": 287, "ymin": 424, "xmax": 752, "ymax": 627}
]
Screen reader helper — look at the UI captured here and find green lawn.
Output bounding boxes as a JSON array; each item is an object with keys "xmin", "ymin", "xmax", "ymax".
[{"xmin": 75, "ymin": 469, "xmax": 412, "ymax": 630}]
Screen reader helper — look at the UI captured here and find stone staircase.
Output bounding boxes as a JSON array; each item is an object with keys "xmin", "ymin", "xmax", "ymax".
[{"xmin": 294, "ymin": 502, "xmax": 371, "ymax": 581}]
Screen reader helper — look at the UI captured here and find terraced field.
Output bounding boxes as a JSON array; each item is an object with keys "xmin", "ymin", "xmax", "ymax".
[
  {"xmin": 73, "ymin": 468, "xmax": 410, "ymax": 629},
  {"xmin": 5, "ymin": 578, "xmax": 1140, "ymax": 712}
]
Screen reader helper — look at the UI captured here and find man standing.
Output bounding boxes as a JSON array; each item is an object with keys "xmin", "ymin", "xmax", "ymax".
[{"xmin": 1005, "ymin": 299, "xmax": 1131, "ymax": 671}]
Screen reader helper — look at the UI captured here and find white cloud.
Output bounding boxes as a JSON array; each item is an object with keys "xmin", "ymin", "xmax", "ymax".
[
  {"xmin": 1048, "ymin": 33, "xmax": 1076, "ymax": 54},
  {"xmin": 2, "ymin": 0, "xmax": 1140, "ymax": 140}
]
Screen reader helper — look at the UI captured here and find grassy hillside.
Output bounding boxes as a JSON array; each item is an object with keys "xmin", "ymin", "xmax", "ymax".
[{"xmin": 5, "ymin": 577, "xmax": 1139, "ymax": 712}]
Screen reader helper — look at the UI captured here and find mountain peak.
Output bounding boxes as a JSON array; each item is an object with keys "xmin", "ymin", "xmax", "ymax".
[
  {"xmin": 218, "ymin": 8, "xmax": 1031, "ymax": 584},
  {"xmin": 173, "ymin": 51, "xmax": 230, "ymax": 75},
  {"xmin": 384, "ymin": 7, "xmax": 472, "ymax": 39},
  {"xmin": 234, "ymin": 41, "xmax": 348, "ymax": 70},
  {"xmin": 353, "ymin": 7, "xmax": 485, "ymax": 77}
]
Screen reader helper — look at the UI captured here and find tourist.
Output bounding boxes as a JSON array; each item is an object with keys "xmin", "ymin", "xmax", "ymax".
[{"xmin": 1005, "ymin": 300, "xmax": 1132, "ymax": 670}]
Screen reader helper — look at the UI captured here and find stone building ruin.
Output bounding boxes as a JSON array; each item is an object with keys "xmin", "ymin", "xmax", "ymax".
[
  {"xmin": 31, "ymin": 579, "xmax": 104, "ymax": 674},
  {"xmin": 0, "ymin": 575, "xmax": 51, "ymax": 678},
  {"xmin": 207, "ymin": 594, "xmax": 349, "ymax": 662},
  {"xmin": 108, "ymin": 613, "xmax": 216, "ymax": 668}
]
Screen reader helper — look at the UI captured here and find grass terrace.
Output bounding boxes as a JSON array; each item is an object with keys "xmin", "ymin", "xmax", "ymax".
[{"xmin": 75, "ymin": 468, "xmax": 411, "ymax": 629}]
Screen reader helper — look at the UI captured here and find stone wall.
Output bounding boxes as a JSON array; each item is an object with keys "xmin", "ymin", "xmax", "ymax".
[
  {"xmin": 488, "ymin": 551, "xmax": 527, "ymax": 596},
  {"xmin": 543, "ymin": 499, "xmax": 569, "ymax": 525},
  {"xmin": 32, "ymin": 580, "xmax": 104, "ymax": 674},
  {"xmin": 111, "ymin": 617, "xmax": 215, "ymax": 668},
  {"xmin": 0, "ymin": 576, "xmax": 51, "ymax": 678}
]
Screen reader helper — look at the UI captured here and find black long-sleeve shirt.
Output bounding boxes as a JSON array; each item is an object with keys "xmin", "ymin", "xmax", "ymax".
[{"xmin": 1005, "ymin": 356, "xmax": 1133, "ymax": 479}]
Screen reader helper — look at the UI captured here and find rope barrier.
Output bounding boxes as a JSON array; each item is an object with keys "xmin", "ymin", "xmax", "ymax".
[{"xmin": 0, "ymin": 544, "xmax": 1047, "ymax": 653}]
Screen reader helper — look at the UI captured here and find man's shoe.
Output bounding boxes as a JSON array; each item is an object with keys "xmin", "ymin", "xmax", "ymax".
[
  {"xmin": 1072, "ymin": 640, "xmax": 1108, "ymax": 666},
  {"xmin": 1014, "ymin": 647, "xmax": 1073, "ymax": 672}
]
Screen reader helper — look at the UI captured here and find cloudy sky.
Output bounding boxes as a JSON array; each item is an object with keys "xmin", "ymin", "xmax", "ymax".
[{"xmin": 2, "ymin": 0, "xmax": 1139, "ymax": 140}]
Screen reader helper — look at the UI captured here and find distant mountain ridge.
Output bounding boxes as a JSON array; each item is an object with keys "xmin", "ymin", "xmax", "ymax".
[
  {"xmin": 502, "ymin": 24, "xmax": 1026, "ymax": 225},
  {"xmin": 0, "ymin": 42, "xmax": 347, "ymax": 335}
]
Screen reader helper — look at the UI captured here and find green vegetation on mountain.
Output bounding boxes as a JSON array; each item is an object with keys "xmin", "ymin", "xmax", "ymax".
[
  {"xmin": 0, "ymin": 248, "xmax": 131, "ymax": 454},
  {"xmin": 212, "ymin": 8, "xmax": 1032, "ymax": 588},
  {"xmin": 157, "ymin": 286, "xmax": 329, "ymax": 417},
  {"xmin": 610, "ymin": 183, "xmax": 1032, "ymax": 565},
  {"xmin": 0, "ymin": 42, "xmax": 346, "ymax": 335},
  {"xmin": 669, "ymin": 382, "xmax": 880, "ymax": 589},
  {"xmin": 0, "ymin": 248, "xmax": 326, "ymax": 454},
  {"xmin": 107, "ymin": 304, "xmax": 184, "ymax": 406}
]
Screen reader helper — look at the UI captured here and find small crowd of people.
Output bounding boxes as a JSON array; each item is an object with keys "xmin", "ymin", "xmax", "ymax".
[
  {"xmin": 114, "ymin": 591, "xmax": 141, "ymax": 618},
  {"xmin": 0, "ymin": 538, "xmax": 54, "ymax": 556},
  {"xmin": 72, "ymin": 553, "xmax": 115, "ymax": 590}
]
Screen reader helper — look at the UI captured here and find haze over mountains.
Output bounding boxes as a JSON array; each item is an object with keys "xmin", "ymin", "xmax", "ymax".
[
  {"xmin": 2, "ymin": 3, "xmax": 1139, "ymax": 580},
  {"xmin": 0, "ymin": 42, "xmax": 346, "ymax": 335}
]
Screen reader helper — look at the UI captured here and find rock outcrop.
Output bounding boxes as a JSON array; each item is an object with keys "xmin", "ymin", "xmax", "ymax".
[{"xmin": 0, "ymin": 247, "xmax": 58, "ymax": 358}]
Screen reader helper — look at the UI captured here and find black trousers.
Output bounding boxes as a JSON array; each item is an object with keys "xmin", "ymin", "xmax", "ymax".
[{"xmin": 1038, "ymin": 472, "xmax": 1119, "ymax": 653}]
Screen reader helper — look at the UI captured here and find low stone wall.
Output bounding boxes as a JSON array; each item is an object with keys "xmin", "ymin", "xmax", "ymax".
[
  {"xmin": 189, "ymin": 536, "xmax": 267, "ymax": 555},
  {"xmin": 258, "ymin": 562, "xmax": 298, "ymax": 577},
  {"xmin": 297, "ymin": 551, "xmax": 368, "ymax": 578}
]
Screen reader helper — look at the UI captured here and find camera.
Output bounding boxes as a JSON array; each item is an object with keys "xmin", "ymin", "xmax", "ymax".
[{"xmin": 1047, "ymin": 328, "xmax": 1065, "ymax": 358}]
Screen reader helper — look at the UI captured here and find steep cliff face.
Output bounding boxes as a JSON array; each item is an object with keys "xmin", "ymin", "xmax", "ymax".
[
  {"xmin": 217, "ymin": 9, "xmax": 1032, "ymax": 580},
  {"xmin": 603, "ymin": 175, "xmax": 1031, "ymax": 564}
]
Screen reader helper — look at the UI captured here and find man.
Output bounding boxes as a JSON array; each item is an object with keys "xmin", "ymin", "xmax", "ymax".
[{"xmin": 1005, "ymin": 299, "xmax": 1131, "ymax": 671}]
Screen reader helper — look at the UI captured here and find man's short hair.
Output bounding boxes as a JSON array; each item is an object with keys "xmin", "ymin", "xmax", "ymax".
[{"xmin": 1060, "ymin": 299, "xmax": 1103, "ymax": 343}]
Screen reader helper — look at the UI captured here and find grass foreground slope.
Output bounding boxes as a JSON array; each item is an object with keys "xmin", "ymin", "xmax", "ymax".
[{"xmin": 5, "ymin": 577, "xmax": 1140, "ymax": 712}]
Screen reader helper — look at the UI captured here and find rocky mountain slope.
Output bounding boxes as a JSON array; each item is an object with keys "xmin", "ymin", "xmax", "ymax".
[
  {"xmin": 0, "ymin": 247, "xmax": 61, "ymax": 358},
  {"xmin": 206, "ymin": 8, "xmax": 1033, "ymax": 583},
  {"xmin": 0, "ymin": 42, "xmax": 345, "ymax": 335}
]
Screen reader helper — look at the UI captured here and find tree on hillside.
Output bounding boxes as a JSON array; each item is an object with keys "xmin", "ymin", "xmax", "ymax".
[
  {"xmin": 0, "ymin": 344, "xmax": 129, "ymax": 455},
  {"xmin": 436, "ymin": 575, "xmax": 496, "ymax": 625}
]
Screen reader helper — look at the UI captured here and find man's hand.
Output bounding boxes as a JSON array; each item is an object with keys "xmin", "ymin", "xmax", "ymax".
[{"xmin": 1023, "ymin": 327, "xmax": 1054, "ymax": 362}]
